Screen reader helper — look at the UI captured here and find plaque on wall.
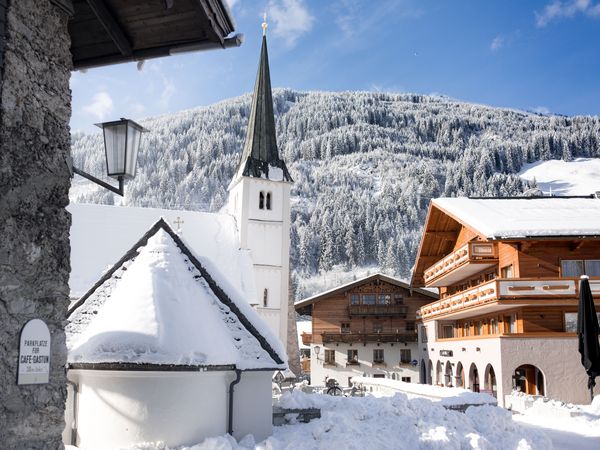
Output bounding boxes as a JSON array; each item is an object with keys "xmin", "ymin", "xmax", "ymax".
[
  {"xmin": 439, "ymin": 350, "xmax": 453, "ymax": 357},
  {"xmin": 17, "ymin": 319, "xmax": 51, "ymax": 385}
]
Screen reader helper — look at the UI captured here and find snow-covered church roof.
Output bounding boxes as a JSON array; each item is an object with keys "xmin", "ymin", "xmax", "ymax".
[
  {"xmin": 67, "ymin": 219, "xmax": 286, "ymax": 370},
  {"xmin": 432, "ymin": 196, "xmax": 600, "ymax": 239},
  {"xmin": 68, "ymin": 203, "xmax": 257, "ymax": 304}
]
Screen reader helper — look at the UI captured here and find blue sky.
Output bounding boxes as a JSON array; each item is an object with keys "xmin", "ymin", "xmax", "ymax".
[{"xmin": 70, "ymin": 0, "xmax": 600, "ymax": 132}]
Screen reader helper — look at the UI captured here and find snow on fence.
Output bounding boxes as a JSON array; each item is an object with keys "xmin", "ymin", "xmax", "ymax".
[{"xmin": 352, "ymin": 377, "xmax": 497, "ymax": 410}]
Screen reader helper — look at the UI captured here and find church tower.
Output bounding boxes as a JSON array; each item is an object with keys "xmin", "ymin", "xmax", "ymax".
[{"xmin": 228, "ymin": 19, "xmax": 293, "ymax": 348}]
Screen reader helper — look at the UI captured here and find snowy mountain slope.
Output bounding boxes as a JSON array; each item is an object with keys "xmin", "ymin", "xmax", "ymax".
[
  {"xmin": 519, "ymin": 157, "xmax": 600, "ymax": 195},
  {"xmin": 70, "ymin": 90, "xmax": 600, "ymax": 299}
]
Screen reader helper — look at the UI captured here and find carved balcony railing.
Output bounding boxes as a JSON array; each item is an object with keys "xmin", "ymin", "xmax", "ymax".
[
  {"xmin": 348, "ymin": 304, "xmax": 408, "ymax": 317},
  {"xmin": 423, "ymin": 242, "xmax": 498, "ymax": 287},
  {"xmin": 321, "ymin": 331, "xmax": 417, "ymax": 344},
  {"xmin": 417, "ymin": 277, "xmax": 600, "ymax": 320}
]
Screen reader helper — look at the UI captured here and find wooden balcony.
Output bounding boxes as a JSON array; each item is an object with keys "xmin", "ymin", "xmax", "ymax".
[
  {"xmin": 417, "ymin": 278, "xmax": 600, "ymax": 320},
  {"xmin": 348, "ymin": 304, "xmax": 408, "ymax": 317},
  {"xmin": 423, "ymin": 242, "xmax": 498, "ymax": 287},
  {"xmin": 321, "ymin": 331, "xmax": 417, "ymax": 344},
  {"xmin": 301, "ymin": 332, "xmax": 313, "ymax": 346}
]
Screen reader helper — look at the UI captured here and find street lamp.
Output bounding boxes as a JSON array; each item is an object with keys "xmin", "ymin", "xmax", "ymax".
[
  {"xmin": 72, "ymin": 118, "xmax": 147, "ymax": 196},
  {"xmin": 314, "ymin": 345, "xmax": 321, "ymax": 361}
]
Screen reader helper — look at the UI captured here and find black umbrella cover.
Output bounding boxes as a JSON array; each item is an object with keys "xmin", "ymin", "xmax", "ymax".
[{"xmin": 577, "ymin": 277, "xmax": 600, "ymax": 390}]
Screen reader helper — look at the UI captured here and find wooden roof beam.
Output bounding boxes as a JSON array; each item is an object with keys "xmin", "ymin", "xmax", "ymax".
[
  {"xmin": 86, "ymin": 0, "xmax": 132, "ymax": 57},
  {"xmin": 425, "ymin": 231, "xmax": 459, "ymax": 241}
]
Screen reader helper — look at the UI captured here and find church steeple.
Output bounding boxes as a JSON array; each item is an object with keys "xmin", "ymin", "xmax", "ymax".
[{"xmin": 236, "ymin": 18, "xmax": 292, "ymax": 182}]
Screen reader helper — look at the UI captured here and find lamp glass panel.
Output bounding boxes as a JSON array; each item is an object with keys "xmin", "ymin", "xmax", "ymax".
[
  {"xmin": 125, "ymin": 123, "xmax": 142, "ymax": 178},
  {"xmin": 104, "ymin": 123, "xmax": 127, "ymax": 177}
]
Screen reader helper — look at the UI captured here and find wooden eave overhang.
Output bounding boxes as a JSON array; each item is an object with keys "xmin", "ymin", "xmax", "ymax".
[
  {"xmin": 411, "ymin": 197, "xmax": 600, "ymax": 288},
  {"xmin": 61, "ymin": 0, "xmax": 239, "ymax": 70},
  {"xmin": 294, "ymin": 273, "xmax": 438, "ymax": 313}
]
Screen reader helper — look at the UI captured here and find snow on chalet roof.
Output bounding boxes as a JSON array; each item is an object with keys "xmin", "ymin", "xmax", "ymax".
[
  {"xmin": 67, "ymin": 220, "xmax": 286, "ymax": 370},
  {"xmin": 433, "ymin": 196, "xmax": 600, "ymax": 239},
  {"xmin": 68, "ymin": 203, "xmax": 256, "ymax": 303}
]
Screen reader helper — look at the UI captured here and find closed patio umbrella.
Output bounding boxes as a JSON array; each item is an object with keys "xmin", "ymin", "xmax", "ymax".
[{"xmin": 577, "ymin": 275, "xmax": 600, "ymax": 402}]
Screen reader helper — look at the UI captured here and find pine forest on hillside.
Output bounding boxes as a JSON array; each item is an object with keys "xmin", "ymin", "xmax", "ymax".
[{"xmin": 70, "ymin": 90, "xmax": 600, "ymax": 298}]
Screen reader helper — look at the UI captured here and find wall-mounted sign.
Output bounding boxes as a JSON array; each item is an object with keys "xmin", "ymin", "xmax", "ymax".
[
  {"xmin": 17, "ymin": 319, "xmax": 51, "ymax": 385},
  {"xmin": 439, "ymin": 350, "xmax": 453, "ymax": 357}
]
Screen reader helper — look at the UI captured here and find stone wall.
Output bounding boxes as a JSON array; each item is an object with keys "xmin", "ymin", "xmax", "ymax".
[{"xmin": 0, "ymin": 1, "xmax": 72, "ymax": 448}]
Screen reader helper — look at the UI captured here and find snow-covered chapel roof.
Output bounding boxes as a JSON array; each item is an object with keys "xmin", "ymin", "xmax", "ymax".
[
  {"xmin": 67, "ymin": 219, "xmax": 286, "ymax": 370},
  {"xmin": 68, "ymin": 203, "xmax": 257, "ymax": 304},
  {"xmin": 432, "ymin": 196, "xmax": 600, "ymax": 239}
]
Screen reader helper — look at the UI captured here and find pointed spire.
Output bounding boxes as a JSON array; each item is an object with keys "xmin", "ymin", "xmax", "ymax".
[{"xmin": 235, "ymin": 19, "xmax": 292, "ymax": 182}]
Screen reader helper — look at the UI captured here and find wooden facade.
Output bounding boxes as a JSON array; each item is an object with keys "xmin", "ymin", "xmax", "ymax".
[
  {"xmin": 413, "ymin": 199, "xmax": 600, "ymax": 335},
  {"xmin": 296, "ymin": 274, "xmax": 437, "ymax": 348}
]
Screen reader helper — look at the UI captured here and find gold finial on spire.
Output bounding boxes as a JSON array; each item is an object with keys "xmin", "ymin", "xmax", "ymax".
[{"xmin": 261, "ymin": 12, "xmax": 268, "ymax": 36}]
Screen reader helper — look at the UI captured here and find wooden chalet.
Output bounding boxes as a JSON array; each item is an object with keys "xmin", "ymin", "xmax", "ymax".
[
  {"xmin": 412, "ymin": 195, "xmax": 600, "ymax": 406},
  {"xmin": 295, "ymin": 273, "xmax": 438, "ymax": 387}
]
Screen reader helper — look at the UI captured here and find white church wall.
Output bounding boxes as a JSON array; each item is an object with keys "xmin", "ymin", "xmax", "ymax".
[
  {"xmin": 232, "ymin": 371, "xmax": 273, "ymax": 442},
  {"xmin": 247, "ymin": 222, "xmax": 283, "ymax": 266},
  {"xmin": 68, "ymin": 370, "xmax": 229, "ymax": 449},
  {"xmin": 255, "ymin": 266, "xmax": 283, "ymax": 308},
  {"xmin": 246, "ymin": 179, "xmax": 285, "ymax": 222}
]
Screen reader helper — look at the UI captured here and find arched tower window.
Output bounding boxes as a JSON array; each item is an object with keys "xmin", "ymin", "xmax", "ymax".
[
  {"xmin": 263, "ymin": 288, "xmax": 268, "ymax": 307},
  {"xmin": 259, "ymin": 191, "xmax": 265, "ymax": 209},
  {"xmin": 266, "ymin": 192, "xmax": 272, "ymax": 210}
]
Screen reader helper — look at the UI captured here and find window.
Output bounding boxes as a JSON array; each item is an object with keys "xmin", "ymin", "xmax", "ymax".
[
  {"xmin": 263, "ymin": 288, "xmax": 268, "ymax": 307},
  {"xmin": 420, "ymin": 326, "xmax": 428, "ymax": 342},
  {"xmin": 372, "ymin": 322, "xmax": 384, "ymax": 333},
  {"xmin": 266, "ymin": 192, "xmax": 272, "ymax": 210},
  {"xmin": 341, "ymin": 322, "xmax": 351, "ymax": 333},
  {"xmin": 401, "ymin": 377, "xmax": 411, "ymax": 383},
  {"xmin": 362, "ymin": 294, "xmax": 376, "ymax": 305},
  {"xmin": 475, "ymin": 321, "xmax": 483, "ymax": 336},
  {"xmin": 585, "ymin": 260, "xmax": 600, "ymax": 277},
  {"xmin": 259, "ymin": 191, "xmax": 265, "ymax": 209},
  {"xmin": 442, "ymin": 324, "xmax": 454, "ymax": 339},
  {"xmin": 562, "ymin": 259, "xmax": 600, "ymax": 277},
  {"xmin": 564, "ymin": 312, "xmax": 577, "ymax": 332},
  {"xmin": 406, "ymin": 321, "xmax": 416, "ymax": 332},
  {"xmin": 562, "ymin": 260, "xmax": 584, "ymax": 277},
  {"xmin": 501, "ymin": 265, "xmax": 513, "ymax": 278},
  {"xmin": 463, "ymin": 322, "xmax": 470, "ymax": 337},
  {"xmin": 373, "ymin": 374, "xmax": 385, "ymax": 378},
  {"xmin": 373, "ymin": 349, "xmax": 384, "ymax": 364},
  {"xmin": 347, "ymin": 349, "xmax": 358, "ymax": 364},
  {"xmin": 378, "ymin": 294, "xmax": 391, "ymax": 305},
  {"xmin": 350, "ymin": 294, "xmax": 360, "ymax": 305},
  {"xmin": 490, "ymin": 318, "xmax": 498, "ymax": 335},
  {"xmin": 394, "ymin": 294, "xmax": 404, "ymax": 304},
  {"xmin": 400, "ymin": 349, "xmax": 411, "ymax": 364},
  {"xmin": 324, "ymin": 349, "xmax": 335, "ymax": 365}
]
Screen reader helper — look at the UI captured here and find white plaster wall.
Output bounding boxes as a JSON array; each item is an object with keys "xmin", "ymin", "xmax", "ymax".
[
  {"xmin": 500, "ymin": 337, "xmax": 600, "ymax": 405},
  {"xmin": 418, "ymin": 321, "xmax": 505, "ymax": 403},
  {"xmin": 228, "ymin": 177, "xmax": 291, "ymax": 347},
  {"xmin": 67, "ymin": 370, "xmax": 229, "ymax": 449},
  {"xmin": 247, "ymin": 222, "xmax": 283, "ymax": 266},
  {"xmin": 254, "ymin": 266, "xmax": 283, "ymax": 308},
  {"xmin": 418, "ymin": 321, "xmax": 600, "ymax": 406},
  {"xmin": 231, "ymin": 371, "xmax": 273, "ymax": 442},
  {"xmin": 310, "ymin": 343, "xmax": 421, "ymax": 387}
]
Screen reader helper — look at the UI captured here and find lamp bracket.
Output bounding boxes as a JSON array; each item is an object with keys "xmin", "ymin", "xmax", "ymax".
[{"xmin": 73, "ymin": 167, "xmax": 124, "ymax": 196}]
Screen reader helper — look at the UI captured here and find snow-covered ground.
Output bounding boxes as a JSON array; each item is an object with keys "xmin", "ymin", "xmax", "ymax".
[
  {"xmin": 519, "ymin": 158, "xmax": 600, "ymax": 195},
  {"xmin": 64, "ymin": 388, "xmax": 600, "ymax": 450}
]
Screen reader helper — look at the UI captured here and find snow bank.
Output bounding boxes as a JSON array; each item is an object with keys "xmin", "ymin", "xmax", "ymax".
[
  {"xmin": 433, "ymin": 197, "xmax": 600, "ymax": 239},
  {"xmin": 352, "ymin": 377, "xmax": 497, "ymax": 406},
  {"xmin": 519, "ymin": 158, "xmax": 600, "ymax": 196},
  {"xmin": 68, "ymin": 228, "xmax": 283, "ymax": 369},
  {"xmin": 116, "ymin": 391, "xmax": 551, "ymax": 450},
  {"xmin": 510, "ymin": 392, "xmax": 600, "ymax": 440}
]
